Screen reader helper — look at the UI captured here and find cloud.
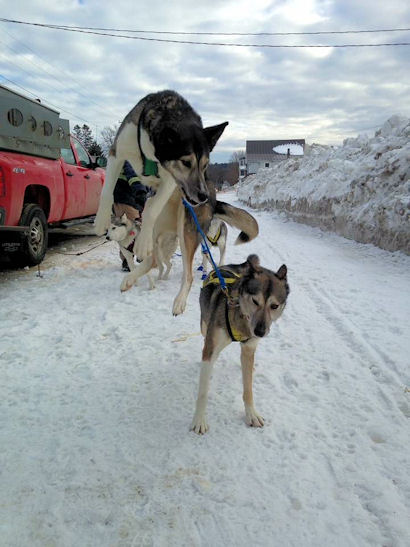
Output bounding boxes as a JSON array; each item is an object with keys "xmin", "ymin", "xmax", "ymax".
[{"xmin": 0, "ymin": 0, "xmax": 409, "ymax": 161}]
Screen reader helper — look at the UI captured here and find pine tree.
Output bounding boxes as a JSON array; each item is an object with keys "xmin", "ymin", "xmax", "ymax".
[
  {"xmin": 88, "ymin": 140, "xmax": 103, "ymax": 157},
  {"xmin": 80, "ymin": 124, "xmax": 94, "ymax": 151},
  {"xmin": 72, "ymin": 124, "xmax": 82, "ymax": 141}
]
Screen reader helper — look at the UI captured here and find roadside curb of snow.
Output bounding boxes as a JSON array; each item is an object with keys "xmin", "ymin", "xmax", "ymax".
[{"xmin": 240, "ymin": 195, "xmax": 409, "ymax": 255}]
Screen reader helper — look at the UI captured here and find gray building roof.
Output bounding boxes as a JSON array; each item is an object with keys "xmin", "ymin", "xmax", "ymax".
[{"xmin": 246, "ymin": 139, "xmax": 305, "ymax": 154}]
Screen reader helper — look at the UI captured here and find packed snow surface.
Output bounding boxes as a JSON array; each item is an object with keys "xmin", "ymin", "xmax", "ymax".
[
  {"xmin": 238, "ymin": 115, "xmax": 410, "ymax": 254},
  {"xmin": 1, "ymin": 192, "xmax": 410, "ymax": 547}
]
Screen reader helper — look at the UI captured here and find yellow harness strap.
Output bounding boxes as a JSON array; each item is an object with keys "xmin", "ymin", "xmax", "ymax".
[
  {"xmin": 202, "ymin": 269, "xmax": 250, "ymax": 343},
  {"xmin": 118, "ymin": 172, "xmax": 142, "ymax": 185},
  {"xmin": 227, "ymin": 309, "xmax": 250, "ymax": 342},
  {"xmin": 206, "ymin": 225, "xmax": 222, "ymax": 245},
  {"xmin": 202, "ymin": 268, "xmax": 241, "ymax": 289}
]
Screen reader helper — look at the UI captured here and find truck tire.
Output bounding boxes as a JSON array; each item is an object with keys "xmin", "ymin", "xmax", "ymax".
[{"xmin": 17, "ymin": 204, "xmax": 48, "ymax": 266}]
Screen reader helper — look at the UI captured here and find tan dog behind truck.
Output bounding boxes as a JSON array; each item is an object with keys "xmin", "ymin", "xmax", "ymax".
[{"xmin": 120, "ymin": 182, "xmax": 259, "ymax": 316}]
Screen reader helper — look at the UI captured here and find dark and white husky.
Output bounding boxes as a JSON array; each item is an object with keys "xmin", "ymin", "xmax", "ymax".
[{"xmin": 94, "ymin": 90, "xmax": 228, "ymax": 261}]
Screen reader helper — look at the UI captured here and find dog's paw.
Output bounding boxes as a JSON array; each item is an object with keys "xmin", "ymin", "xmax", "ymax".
[
  {"xmin": 191, "ymin": 415, "xmax": 209, "ymax": 435},
  {"xmin": 135, "ymin": 232, "xmax": 153, "ymax": 261},
  {"xmin": 245, "ymin": 407, "xmax": 265, "ymax": 428},
  {"xmin": 172, "ymin": 294, "xmax": 187, "ymax": 316},
  {"xmin": 120, "ymin": 273, "xmax": 137, "ymax": 292}
]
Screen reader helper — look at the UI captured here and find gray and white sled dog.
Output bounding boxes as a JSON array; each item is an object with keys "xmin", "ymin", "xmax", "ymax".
[
  {"xmin": 94, "ymin": 90, "xmax": 228, "ymax": 262},
  {"xmin": 191, "ymin": 255, "xmax": 289, "ymax": 434},
  {"xmin": 120, "ymin": 182, "xmax": 259, "ymax": 316},
  {"xmin": 200, "ymin": 218, "xmax": 227, "ymax": 278},
  {"xmin": 106, "ymin": 214, "xmax": 155, "ymax": 289}
]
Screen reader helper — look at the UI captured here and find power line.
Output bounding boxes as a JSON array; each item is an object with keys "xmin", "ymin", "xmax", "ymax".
[
  {"xmin": 0, "ymin": 40, "xmax": 113, "ymax": 118},
  {"xmin": 0, "ymin": 75, "xmax": 104, "ymax": 128},
  {"xmin": 1, "ymin": 18, "xmax": 409, "ymax": 48},
  {"xmin": 0, "ymin": 29, "xmax": 123, "ymax": 120},
  {"xmin": 1, "ymin": 18, "xmax": 409, "ymax": 36}
]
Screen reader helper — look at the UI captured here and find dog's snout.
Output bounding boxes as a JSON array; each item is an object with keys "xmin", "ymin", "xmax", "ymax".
[
  {"xmin": 254, "ymin": 321, "xmax": 266, "ymax": 338},
  {"xmin": 106, "ymin": 236, "xmax": 110, "ymax": 240}
]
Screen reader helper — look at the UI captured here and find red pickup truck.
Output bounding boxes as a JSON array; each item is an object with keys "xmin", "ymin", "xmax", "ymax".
[{"xmin": 0, "ymin": 84, "xmax": 105, "ymax": 265}]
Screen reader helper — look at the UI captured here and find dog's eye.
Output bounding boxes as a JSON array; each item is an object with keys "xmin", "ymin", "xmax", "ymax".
[
  {"xmin": 181, "ymin": 160, "xmax": 191, "ymax": 168},
  {"xmin": 271, "ymin": 304, "xmax": 279, "ymax": 310},
  {"xmin": 252, "ymin": 298, "xmax": 259, "ymax": 306}
]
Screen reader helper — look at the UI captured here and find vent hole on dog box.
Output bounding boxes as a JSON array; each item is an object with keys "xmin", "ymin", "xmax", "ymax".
[{"xmin": 7, "ymin": 108, "xmax": 23, "ymax": 127}]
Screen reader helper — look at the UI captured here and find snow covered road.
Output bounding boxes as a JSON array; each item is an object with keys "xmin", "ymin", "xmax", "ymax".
[{"xmin": 1, "ymin": 191, "xmax": 409, "ymax": 547}]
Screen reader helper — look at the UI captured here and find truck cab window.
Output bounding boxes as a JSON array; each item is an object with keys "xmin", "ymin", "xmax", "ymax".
[
  {"xmin": 61, "ymin": 146, "xmax": 76, "ymax": 165},
  {"xmin": 73, "ymin": 140, "xmax": 90, "ymax": 167}
]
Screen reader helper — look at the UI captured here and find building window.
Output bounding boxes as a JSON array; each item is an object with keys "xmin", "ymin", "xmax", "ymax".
[{"xmin": 265, "ymin": 162, "xmax": 269, "ymax": 168}]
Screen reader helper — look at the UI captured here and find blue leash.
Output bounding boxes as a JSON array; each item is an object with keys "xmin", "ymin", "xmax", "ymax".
[{"xmin": 182, "ymin": 199, "xmax": 227, "ymax": 291}]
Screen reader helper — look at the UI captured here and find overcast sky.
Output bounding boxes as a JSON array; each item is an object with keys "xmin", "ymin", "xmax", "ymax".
[{"xmin": 1, "ymin": 0, "xmax": 409, "ymax": 162}]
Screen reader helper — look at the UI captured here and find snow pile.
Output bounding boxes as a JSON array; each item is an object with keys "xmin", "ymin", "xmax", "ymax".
[
  {"xmin": 1, "ymin": 195, "xmax": 410, "ymax": 546},
  {"xmin": 237, "ymin": 115, "xmax": 410, "ymax": 254}
]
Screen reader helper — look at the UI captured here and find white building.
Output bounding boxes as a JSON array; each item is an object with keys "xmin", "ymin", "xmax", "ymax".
[{"xmin": 242, "ymin": 139, "xmax": 305, "ymax": 178}]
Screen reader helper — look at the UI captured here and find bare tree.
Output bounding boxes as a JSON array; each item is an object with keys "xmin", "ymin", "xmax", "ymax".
[
  {"xmin": 230, "ymin": 149, "xmax": 245, "ymax": 164},
  {"xmin": 100, "ymin": 124, "xmax": 119, "ymax": 157},
  {"xmin": 226, "ymin": 149, "xmax": 245, "ymax": 185},
  {"xmin": 207, "ymin": 163, "xmax": 228, "ymax": 189}
]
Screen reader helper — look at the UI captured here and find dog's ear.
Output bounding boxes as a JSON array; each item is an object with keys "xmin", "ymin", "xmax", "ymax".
[
  {"xmin": 276, "ymin": 264, "xmax": 287, "ymax": 280},
  {"xmin": 244, "ymin": 277, "xmax": 261, "ymax": 295},
  {"xmin": 203, "ymin": 122, "xmax": 229, "ymax": 152},
  {"xmin": 246, "ymin": 254, "xmax": 262, "ymax": 273}
]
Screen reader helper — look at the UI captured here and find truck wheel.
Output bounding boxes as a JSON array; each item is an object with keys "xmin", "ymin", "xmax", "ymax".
[{"xmin": 18, "ymin": 204, "xmax": 48, "ymax": 266}]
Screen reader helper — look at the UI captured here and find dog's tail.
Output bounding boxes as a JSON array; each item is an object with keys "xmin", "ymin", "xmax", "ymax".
[{"xmin": 214, "ymin": 201, "xmax": 259, "ymax": 244}]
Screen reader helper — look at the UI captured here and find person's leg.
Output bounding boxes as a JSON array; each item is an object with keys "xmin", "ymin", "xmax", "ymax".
[{"xmin": 113, "ymin": 203, "xmax": 140, "ymax": 223}]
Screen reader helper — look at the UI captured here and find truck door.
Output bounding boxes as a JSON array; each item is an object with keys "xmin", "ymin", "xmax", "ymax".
[
  {"xmin": 71, "ymin": 139, "xmax": 104, "ymax": 217},
  {"xmin": 60, "ymin": 143, "xmax": 87, "ymax": 219}
]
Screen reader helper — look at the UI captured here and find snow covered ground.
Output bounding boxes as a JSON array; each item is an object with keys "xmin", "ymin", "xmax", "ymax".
[
  {"xmin": 238, "ymin": 115, "xmax": 410, "ymax": 254},
  {"xmin": 1, "ymin": 191, "xmax": 410, "ymax": 547}
]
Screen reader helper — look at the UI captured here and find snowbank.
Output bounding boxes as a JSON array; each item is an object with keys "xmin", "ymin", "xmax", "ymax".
[
  {"xmin": 1, "ymin": 197, "xmax": 410, "ymax": 546},
  {"xmin": 237, "ymin": 115, "xmax": 410, "ymax": 254}
]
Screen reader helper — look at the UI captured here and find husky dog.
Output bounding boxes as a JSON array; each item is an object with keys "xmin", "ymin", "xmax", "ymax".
[
  {"xmin": 191, "ymin": 255, "xmax": 289, "ymax": 434},
  {"xmin": 106, "ymin": 214, "xmax": 155, "ymax": 289},
  {"xmin": 200, "ymin": 218, "xmax": 227, "ymax": 278},
  {"xmin": 94, "ymin": 90, "xmax": 228, "ymax": 261},
  {"xmin": 120, "ymin": 182, "xmax": 259, "ymax": 316}
]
